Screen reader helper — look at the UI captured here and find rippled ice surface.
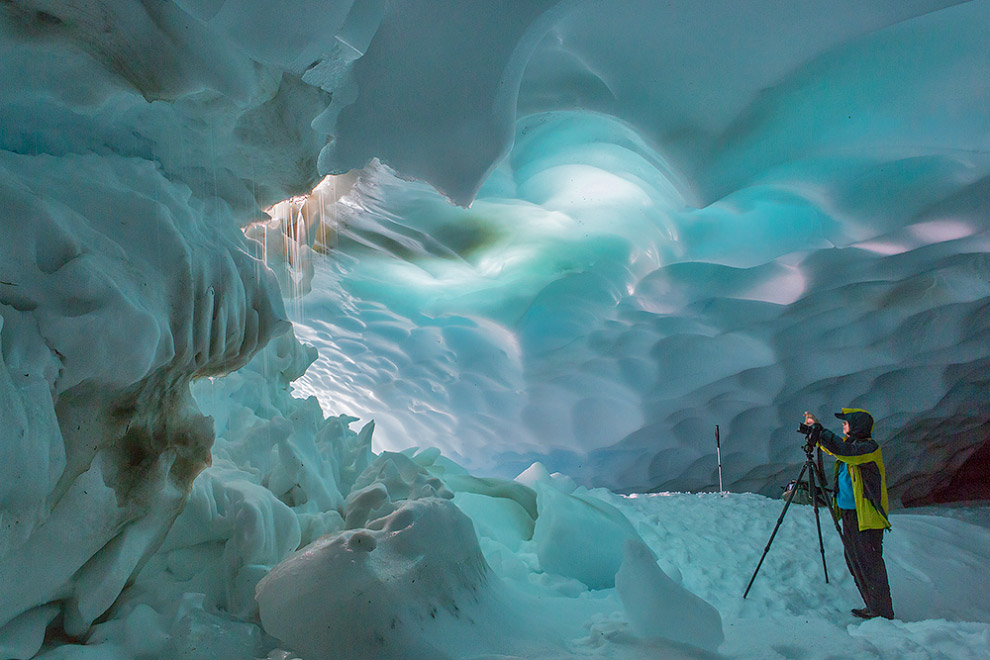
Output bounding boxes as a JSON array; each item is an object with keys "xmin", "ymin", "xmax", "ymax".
[{"xmin": 291, "ymin": 111, "xmax": 990, "ymax": 501}]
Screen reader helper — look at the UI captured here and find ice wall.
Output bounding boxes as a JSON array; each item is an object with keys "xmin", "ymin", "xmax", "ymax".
[
  {"xmin": 0, "ymin": 148, "xmax": 290, "ymax": 635},
  {"xmin": 0, "ymin": 0, "xmax": 340, "ymax": 646}
]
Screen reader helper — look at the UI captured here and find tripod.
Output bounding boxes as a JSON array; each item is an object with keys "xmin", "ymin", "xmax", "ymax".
[{"xmin": 743, "ymin": 439, "xmax": 843, "ymax": 599}]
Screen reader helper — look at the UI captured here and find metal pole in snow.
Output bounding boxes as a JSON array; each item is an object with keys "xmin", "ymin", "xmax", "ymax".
[{"xmin": 716, "ymin": 425, "xmax": 724, "ymax": 495}]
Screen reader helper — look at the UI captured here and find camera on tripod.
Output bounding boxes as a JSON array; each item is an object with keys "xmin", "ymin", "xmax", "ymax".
[
  {"xmin": 743, "ymin": 414, "xmax": 840, "ymax": 599},
  {"xmin": 797, "ymin": 422, "xmax": 819, "ymax": 453}
]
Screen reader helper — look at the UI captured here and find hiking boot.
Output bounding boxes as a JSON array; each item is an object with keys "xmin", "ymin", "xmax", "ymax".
[{"xmin": 852, "ymin": 608, "xmax": 895, "ymax": 620}]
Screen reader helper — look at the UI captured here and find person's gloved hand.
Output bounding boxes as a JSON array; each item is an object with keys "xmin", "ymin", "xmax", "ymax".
[{"xmin": 803, "ymin": 412, "xmax": 822, "ymax": 444}]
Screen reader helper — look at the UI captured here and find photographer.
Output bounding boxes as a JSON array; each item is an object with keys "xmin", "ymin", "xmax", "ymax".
[{"xmin": 803, "ymin": 408, "xmax": 894, "ymax": 620}]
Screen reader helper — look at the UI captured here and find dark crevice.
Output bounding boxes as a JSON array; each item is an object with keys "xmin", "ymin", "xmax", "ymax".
[{"xmin": 928, "ymin": 433, "xmax": 990, "ymax": 504}]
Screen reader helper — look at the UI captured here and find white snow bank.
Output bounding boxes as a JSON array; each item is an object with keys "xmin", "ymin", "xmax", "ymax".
[{"xmin": 255, "ymin": 446, "xmax": 726, "ymax": 660}]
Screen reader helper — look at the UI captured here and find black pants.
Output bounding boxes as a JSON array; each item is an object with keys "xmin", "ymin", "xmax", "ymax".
[{"xmin": 841, "ymin": 509, "xmax": 894, "ymax": 618}]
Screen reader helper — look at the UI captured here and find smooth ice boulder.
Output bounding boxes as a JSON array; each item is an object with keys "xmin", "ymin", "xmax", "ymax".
[
  {"xmin": 453, "ymin": 491, "xmax": 535, "ymax": 551},
  {"xmin": 615, "ymin": 538, "xmax": 724, "ymax": 653},
  {"xmin": 532, "ymin": 484, "xmax": 642, "ymax": 590},
  {"xmin": 442, "ymin": 473, "xmax": 538, "ymax": 520},
  {"xmin": 516, "ymin": 461, "xmax": 578, "ymax": 494}
]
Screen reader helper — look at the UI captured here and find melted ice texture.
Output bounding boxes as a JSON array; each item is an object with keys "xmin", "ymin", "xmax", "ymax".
[
  {"xmin": 1, "ymin": 1, "xmax": 989, "ymax": 659},
  {"xmin": 294, "ymin": 107, "xmax": 990, "ymax": 500}
]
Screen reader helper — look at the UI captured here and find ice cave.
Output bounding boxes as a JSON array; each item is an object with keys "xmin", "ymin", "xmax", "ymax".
[{"xmin": 1, "ymin": 1, "xmax": 989, "ymax": 659}]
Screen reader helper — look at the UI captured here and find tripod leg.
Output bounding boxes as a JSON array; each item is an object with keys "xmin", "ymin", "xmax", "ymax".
[
  {"xmin": 812, "ymin": 458, "xmax": 843, "ymax": 537},
  {"xmin": 743, "ymin": 462, "xmax": 810, "ymax": 598},
  {"xmin": 808, "ymin": 463, "xmax": 829, "ymax": 583}
]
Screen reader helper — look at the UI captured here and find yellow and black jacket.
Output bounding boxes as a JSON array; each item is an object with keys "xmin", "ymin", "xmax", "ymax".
[{"xmin": 812, "ymin": 410, "xmax": 891, "ymax": 531}]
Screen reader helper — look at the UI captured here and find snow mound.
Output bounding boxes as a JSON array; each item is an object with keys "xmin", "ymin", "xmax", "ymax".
[{"xmin": 257, "ymin": 496, "xmax": 489, "ymax": 660}]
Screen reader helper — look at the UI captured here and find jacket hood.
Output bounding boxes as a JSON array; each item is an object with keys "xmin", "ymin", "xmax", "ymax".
[{"xmin": 834, "ymin": 408, "xmax": 873, "ymax": 438}]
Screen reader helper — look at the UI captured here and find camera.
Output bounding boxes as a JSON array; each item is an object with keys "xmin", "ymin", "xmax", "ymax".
[{"xmin": 797, "ymin": 422, "xmax": 814, "ymax": 435}]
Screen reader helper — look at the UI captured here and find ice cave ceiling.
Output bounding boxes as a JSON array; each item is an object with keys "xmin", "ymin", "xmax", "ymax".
[{"xmin": 2, "ymin": 0, "xmax": 989, "ymax": 535}]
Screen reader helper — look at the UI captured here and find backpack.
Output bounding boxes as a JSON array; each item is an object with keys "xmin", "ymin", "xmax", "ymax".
[{"xmin": 780, "ymin": 480, "xmax": 829, "ymax": 506}]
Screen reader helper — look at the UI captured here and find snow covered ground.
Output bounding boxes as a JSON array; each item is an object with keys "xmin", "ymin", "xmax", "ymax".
[{"xmin": 613, "ymin": 491, "xmax": 990, "ymax": 660}]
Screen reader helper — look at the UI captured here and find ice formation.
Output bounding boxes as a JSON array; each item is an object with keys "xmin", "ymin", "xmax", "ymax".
[
  {"xmin": 290, "ymin": 106, "xmax": 990, "ymax": 502},
  {"xmin": 1, "ymin": 1, "xmax": 989, "ymax": 659}
]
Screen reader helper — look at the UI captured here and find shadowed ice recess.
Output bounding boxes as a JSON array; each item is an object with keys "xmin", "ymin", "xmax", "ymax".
[{"xmin": 287, "ymin": 110, "xmax": 990, "ymax": 504}]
